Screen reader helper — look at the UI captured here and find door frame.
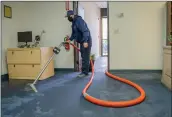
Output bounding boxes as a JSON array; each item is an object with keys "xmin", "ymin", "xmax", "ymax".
[
  {"xmin": 73, "ymin": 1, "xmax": 110, "ymax": 71},
  {"xmin": 73, "ymin": 1, "xmax": 80, "ymax": 71}
]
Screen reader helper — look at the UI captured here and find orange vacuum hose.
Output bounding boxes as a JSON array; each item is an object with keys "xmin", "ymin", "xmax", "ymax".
[{"xmin": 70, "ymin": 43, "xmax": 146, "ymax": 108}]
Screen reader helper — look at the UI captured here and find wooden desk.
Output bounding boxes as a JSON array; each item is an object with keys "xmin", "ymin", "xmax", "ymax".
[
  {"xmin": 7, "ymin": 47, "xmax": 54, "ymax": 80},
  {"xmin": 161, "ymin": 46, "xmax": 171, "ymax": 90}
]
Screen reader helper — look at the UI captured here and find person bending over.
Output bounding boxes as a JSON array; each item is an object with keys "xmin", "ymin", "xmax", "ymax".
[{"xmin": 65, "ymin": 10, "xmax": 92, "ymax": 78}]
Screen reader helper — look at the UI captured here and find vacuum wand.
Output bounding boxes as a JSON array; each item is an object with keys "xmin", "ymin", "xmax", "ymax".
[
  {"xmin": 33, "ymin": 54, "xmax": 55, "ymax": 85},
  {"xmin": 29, "ymin": 42, "xmax": 69, "ymax": 92}
]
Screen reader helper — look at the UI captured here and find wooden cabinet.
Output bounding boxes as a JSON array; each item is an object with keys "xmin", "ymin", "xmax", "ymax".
[
  {"xmin": 7, "ymin": 47, "xmax": 54, "ymax": 80},
  {"xmin": 162, "ymin": 2, "xmax": 172, "ymax": 90},
  {"xmin": 166, "ymin": 2, "xmax": 172, "ymax": 46},
  {"xmin": 161, "ymin": 46, "xmax": 172, "ymax": 90}
]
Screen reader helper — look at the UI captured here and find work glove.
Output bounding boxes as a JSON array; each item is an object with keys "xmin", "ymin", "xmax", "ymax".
[{"xmin": 64, "ymin": 35, "xmax": 70, "ymax": 43}]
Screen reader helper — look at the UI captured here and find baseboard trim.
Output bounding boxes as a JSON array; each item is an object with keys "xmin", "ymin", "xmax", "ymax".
[
  {"xmin": 1, "ymin": 74, "xmax": 9, "ymax": 82},
  {"xmin": 2, "ymin": 69, "xmax": 160, "ymax": 82},
  {"xmin": 54, "ymin": 68, "xmax": 75, "ymax": 72},
  {"xmin": 1, "ymin": 68, "xmax": 75, "ymax": 82},
  {"xmin": 109, "ymin": 69, "xmax": 162, "ymax": 73}
]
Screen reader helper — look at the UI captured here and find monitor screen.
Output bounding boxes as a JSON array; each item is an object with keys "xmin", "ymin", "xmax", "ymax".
[{"xmin": 18, "ymin": 31, "xmax": 32, "ymax": 42}]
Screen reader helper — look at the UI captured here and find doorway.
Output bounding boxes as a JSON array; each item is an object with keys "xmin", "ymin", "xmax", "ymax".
[
  {"xmin": 101, "ymin": 17, "xmax": 108, "ymax": 56},
  {"xmin": 73, "ymin": 2, "xmax": 109, "ymax": 71}
]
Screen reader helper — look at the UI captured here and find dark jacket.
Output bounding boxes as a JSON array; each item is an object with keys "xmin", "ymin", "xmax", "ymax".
[{"xmin": 69, "ymin": 15, "xmax": 92, "ymax": 45}]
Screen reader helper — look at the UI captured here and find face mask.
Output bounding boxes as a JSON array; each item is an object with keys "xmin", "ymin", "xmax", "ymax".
[{"xmin": 68, "ymin": 17, "xmax": 73, "ymax": 22}]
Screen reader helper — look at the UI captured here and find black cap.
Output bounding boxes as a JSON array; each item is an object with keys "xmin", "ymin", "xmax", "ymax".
[{"xmin": 65, "ymin": 10, "xmax": 74, "ymax": 17}]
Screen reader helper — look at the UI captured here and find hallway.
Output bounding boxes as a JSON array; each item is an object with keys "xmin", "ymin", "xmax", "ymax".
[{"xmin": 94, "ymin": 57, "xmax": 107, "ymax": 72}]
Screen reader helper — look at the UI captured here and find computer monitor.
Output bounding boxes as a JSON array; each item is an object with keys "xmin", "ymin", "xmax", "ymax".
[{"xmin": 18, "ymin": 31, "xmax": 32, "ymax": 45}]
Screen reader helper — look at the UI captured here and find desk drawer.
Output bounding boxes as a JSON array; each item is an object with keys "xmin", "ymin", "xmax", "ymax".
[
  {"xmin": 164, "ymin": 54, "xmax": 171, "ymax": 77},
  {"xmin": 161, "ymin": 74, "xmax": 172, "ymax": 90},
  {"xmin": 164, "ymin": 48, "xmax": 171, "ymax": 55},
  {"xmin": 7, "ymin": 50, "xmax": 41, "ymax": 64},
  {"xmin": 8, "ymin": 64, "xmax": 40, "ymax": 78}
]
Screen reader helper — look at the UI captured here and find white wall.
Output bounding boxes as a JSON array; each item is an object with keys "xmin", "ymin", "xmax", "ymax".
[
  {"xmin": 1, "ymin": 2, "xmax": 26, "ymax": 75},
  {"xmin": 78, "ymin": 3, "xmax": 84, "ymax": 19},
  {"xmin": 1, "ymin": 2, "xmax": 74, "ymax": 75},
  {"xmin": 19, "ymin": 2, "xmax": 74, "ymax": 69},
  {"xmin": 109, "ymin": 2, "xmax": 166, "ymax": 70},
  {"xmin": 79, "ymin": 2, "xmax": 100, "ymax": 58}
]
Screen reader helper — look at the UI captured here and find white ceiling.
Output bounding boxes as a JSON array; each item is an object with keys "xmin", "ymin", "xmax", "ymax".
[{"xmin": 95, "ymin": 2, "xmax": 107, "ymax": 8}]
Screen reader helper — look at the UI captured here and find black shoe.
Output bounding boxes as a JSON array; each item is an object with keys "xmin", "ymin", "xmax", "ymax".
[{"xmin": 77, "ymin": 73, "xmax": 88, "ymax": 78}]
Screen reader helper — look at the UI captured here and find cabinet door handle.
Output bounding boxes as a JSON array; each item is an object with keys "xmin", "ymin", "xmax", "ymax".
[
  {"xmin": 31, "ymin": 51, "xmax": 32, "ymax": 54},
  {"xmin": 12, "ymin": 51, "xmax": 14, "ymax": 55},
  {"xmin": 14, "ymin": 65, "xmax": 15, "ymax": 67},
  {"xmin": 32, "ymin": 65, "xmax": 34, "ymax": 67}
]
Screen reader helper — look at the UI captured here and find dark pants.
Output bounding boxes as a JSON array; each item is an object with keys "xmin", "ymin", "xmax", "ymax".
[{"xmin": 80, "ymin": 42, "xmax": 91, "ymax": 75}]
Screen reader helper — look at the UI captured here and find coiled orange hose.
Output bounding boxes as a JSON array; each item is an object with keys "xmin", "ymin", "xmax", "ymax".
[{"xmin": 70, "ymin": 43, "xmax": 146, "ymax": 108}]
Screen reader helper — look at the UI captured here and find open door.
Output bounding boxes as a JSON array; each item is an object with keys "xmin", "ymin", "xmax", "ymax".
[
  {"xmin": 77, "ymin": 3, "xmax": 85, "ymax": 71},
  {"xmin": 73, "ymin": 2, "xmax": 85, "ymax": 72}
]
